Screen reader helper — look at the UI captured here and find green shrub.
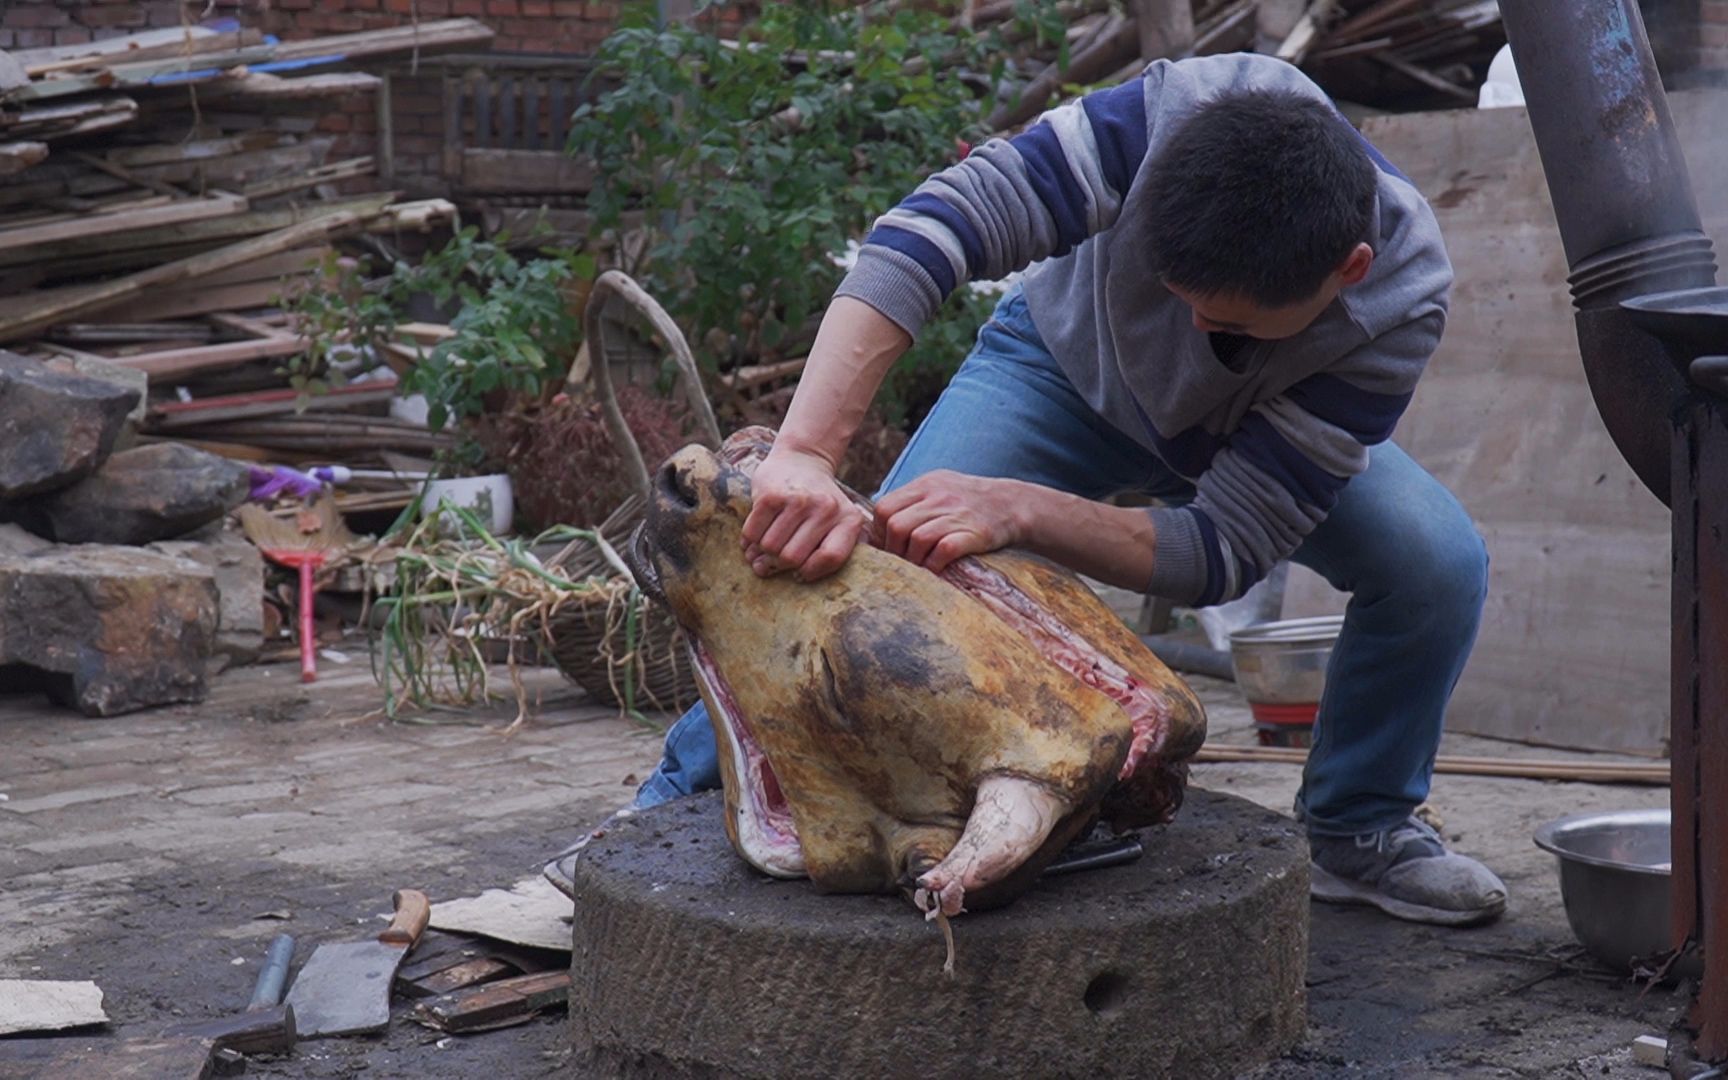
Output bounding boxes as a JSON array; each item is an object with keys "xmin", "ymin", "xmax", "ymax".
[{"xmin": 569, "ymin": 0, "xmax": 1000, "ymax": 424}]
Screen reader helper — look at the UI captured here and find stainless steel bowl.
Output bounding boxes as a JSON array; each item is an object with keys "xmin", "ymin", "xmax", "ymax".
[
  {"xmin": 1227, "ymin": 615, "xmax": 1344, "ymax": 704},
  {"xmin": 1533, "ymin": 809, "xmax": 1697, "ymax": 975}
]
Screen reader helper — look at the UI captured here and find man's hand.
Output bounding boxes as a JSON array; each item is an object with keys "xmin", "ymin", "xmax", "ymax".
[
  {"xmin": 741, "ymin": 447, "xmax": 871, "ymax": 581},
  {"xmin": 876, "ymin": 471, "xmax": 1026, "ymax": 573}
]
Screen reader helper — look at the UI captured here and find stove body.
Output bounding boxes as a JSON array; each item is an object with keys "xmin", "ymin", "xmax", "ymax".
[{"xmin": 1498, "ymin": 0, "xmax": 1728, "ymax": 1064}]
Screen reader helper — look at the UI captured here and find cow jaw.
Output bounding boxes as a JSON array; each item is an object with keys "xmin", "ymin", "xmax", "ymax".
[{"xmin": 691, "ymin": 639, "xmax": 805, "ymax": 878}]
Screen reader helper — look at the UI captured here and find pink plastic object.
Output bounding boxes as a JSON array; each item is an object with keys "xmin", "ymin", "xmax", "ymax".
[{"xmin": 256, "ymin": 547, "xmax": 324, "ymax": 683}]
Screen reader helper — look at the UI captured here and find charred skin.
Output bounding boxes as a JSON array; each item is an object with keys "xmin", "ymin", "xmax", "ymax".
[{"xmin": 630, "ymin": 429, "xmax": 1206, "ymax": 915}]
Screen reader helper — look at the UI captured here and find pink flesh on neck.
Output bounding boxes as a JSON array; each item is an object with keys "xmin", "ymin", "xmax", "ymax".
[{"xmin": 938, "ymin": 559, "xmax": 1171, "ymax": 781}]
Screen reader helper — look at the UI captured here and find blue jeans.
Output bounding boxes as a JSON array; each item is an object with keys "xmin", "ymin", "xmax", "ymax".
[{"xmin": 635, "ymin": 288, "xmax": 1487, "ymax": 837}]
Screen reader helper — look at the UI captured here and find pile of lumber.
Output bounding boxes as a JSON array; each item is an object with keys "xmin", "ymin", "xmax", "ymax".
[
  {"xmin": 0, "ymin": 20, "xmax": 488, "ymax": 494},
  {"xmin": 969, "ymin": 0, "xmax": 1505, "ymax": 128},
  {"xmin": 1280, "ymin": 0, "xmax": 1505, "ymax": 107}
]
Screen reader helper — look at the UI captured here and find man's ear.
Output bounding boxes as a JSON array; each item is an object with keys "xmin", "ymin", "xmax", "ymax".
[{"xmin": 1337, "ymin": 242, "xmax": 1374, "ymax": 286}]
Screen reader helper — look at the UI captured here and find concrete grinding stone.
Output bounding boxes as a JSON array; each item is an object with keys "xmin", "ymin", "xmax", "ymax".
[{"xmin": 567, "ymin": 786, "xmax": 1309, "ymax": 1079}]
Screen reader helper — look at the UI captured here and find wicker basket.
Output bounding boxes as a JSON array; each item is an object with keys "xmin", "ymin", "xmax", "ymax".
[
  {"xmin": 540, "ymin": 271, "xmax": 721, "ymax": 714},
  {"xmin": 543, "ymin": 495, "xmax": 700, "ymax": 712},
  {"xmin": 544, "ymin": 579, "xmax": 698, "ymax": 712}
]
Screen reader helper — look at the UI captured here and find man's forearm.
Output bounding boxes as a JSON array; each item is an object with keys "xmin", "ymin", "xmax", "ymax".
[
  {"xmin": 1010, "ymin": 481, "xmax": 1159, "ymax": 593},
  {"xmin": 776, "ymin": 296, "xmax": 912, "ymax": 469}
]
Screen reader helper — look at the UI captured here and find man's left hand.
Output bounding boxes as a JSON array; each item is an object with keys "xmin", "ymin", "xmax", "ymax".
[{"xmin": 875, "ymin": 471, "xmax": 1026, "ymax": 573}]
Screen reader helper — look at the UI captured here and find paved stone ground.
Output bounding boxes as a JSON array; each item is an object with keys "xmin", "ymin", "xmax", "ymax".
[{"xmin": 0, "ymin": 660, "xmax": 1682, "ymax": 1078}]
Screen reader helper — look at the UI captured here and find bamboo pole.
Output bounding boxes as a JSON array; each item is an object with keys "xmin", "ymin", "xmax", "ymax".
[{"xmin": 1193, "ymin": 744, "xmax": 1670, "ymax": 785}]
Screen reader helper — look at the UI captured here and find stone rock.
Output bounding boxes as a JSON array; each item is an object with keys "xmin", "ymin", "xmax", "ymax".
[
  {"xmin": 14, "ymin": 443, "xmax": 249, "ymax": 545},
  {"xmin": 0, "ymin": 545, "xmax": 217, "ymax": 716},
  {"xmin": 40, "ymin": 351, "xmax": 149, "ymax": 433},
  {"xmin": 0, "ymin": 350, "xmax": 140, "ymax": 499},
  {"xmin": 149, "ymin": 524, "xmax": 265, "ymax": 667},
  {"xmin": 566, "ymin": 788, "xmax": 1309, "ymax": 1080},
  {"xmin": 0, "ymin": 523, "xmax": 50, "ymax": 557}
]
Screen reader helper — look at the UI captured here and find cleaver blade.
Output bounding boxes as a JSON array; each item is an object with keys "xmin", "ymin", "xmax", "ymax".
[{"xmin": 286, "ymin": 889, "xmax": 430, "ymax": 1039}]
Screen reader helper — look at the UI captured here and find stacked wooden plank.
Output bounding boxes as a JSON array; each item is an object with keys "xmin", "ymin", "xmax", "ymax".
[
  {"xmin": 0, "ymin": 20, "xmax": 487, "ymax": 481},
  {"xmin": 968, "ymin": 0, "xmax": 1505, "ymax": 126},
  {"xmin": 1281, "ymin": 0, "xmax": 1506, "ymax": 108}
]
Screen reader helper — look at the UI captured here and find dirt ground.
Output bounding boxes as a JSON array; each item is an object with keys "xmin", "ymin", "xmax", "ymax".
[{"xmin": 0, "ymin": 659, "xmax": 1683, "ymax": 1078}]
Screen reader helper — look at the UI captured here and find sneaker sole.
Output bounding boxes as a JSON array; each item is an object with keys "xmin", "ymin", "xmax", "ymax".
[{"xmin": 1309, "ymin": 862, "xmax": 1507, "ymax": 927}]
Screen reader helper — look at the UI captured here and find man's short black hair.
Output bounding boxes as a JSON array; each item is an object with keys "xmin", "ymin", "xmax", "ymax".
[{"xmin": 1144, "ymin": 89, "xmax": 1377, "ymax": 308}]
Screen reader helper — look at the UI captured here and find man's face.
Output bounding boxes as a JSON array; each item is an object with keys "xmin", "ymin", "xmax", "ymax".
[
  {"xmin": 1164, "ymin": 242, "xmax": 1375, "ymax": 342},
  {"xmin": 1165, "ymin": 281, "xmax": 1339, "ymax": 341}
]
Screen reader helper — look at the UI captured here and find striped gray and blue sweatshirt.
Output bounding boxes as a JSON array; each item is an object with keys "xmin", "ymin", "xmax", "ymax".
[{"xmin": 834, "ymin": 53, "xmax": 1453, "ymax": 607}]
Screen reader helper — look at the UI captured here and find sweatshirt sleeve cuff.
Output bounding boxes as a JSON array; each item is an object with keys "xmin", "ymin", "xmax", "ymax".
[
  {"xmin": 833, "ymin": 246, "xmax": 945, "ymax": 340},
  {"xmin": 1144, "ymin": 506, "xmax": 1208, "ymax": 605}
]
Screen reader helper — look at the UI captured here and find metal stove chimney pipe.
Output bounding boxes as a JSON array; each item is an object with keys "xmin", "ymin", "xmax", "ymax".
[
  {"xmin": 1500, "ymin": 3, "xmax": 1728, "ymax": 1066},
  {"xmin": 1497, "ymin": 0, "xmax": 1718, "ymax": 503}
]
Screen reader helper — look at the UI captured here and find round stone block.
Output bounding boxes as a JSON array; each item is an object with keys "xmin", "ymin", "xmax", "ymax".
[{"xmin": 568, "ymin": 786, "xmax": 1309, "ymax": 1079}]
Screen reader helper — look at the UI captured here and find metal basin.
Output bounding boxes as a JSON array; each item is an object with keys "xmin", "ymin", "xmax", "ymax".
[
  {"xmin": 1227, "ymin": 615, "xmax": 1343, "ymax": 705},
  {"xmin": 1532, "ymin": 809, "xmax": 1697, "ymax": 975}
]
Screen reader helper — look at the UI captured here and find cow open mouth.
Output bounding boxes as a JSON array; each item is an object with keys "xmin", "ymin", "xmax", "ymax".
[{"xmin": 689, "ymin": 638, "xmax": 805, "ymax": 878}]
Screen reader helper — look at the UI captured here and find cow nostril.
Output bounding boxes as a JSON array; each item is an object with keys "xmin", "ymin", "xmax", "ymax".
[
  {"xmin": 658, "ymin": 460, "xmax": 698, "ymax": 509},
  {"xmin": 1082, "ymin": 971, "xmax": 1130, "ymax": 1018}
]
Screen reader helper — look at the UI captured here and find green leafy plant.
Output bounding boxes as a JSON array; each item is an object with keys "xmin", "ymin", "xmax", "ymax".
[
  {"xmin": 402, "ymin": 228, "xmax": 597, "ymax": 433},
  {"xmin": 285, "ymin": 227, "xmax": 600, "ymax": 475},
  {"xmin": 569, "ymin": 0, "xmax": 1002, "ymax": 423},
  {"xmin": 281, "ymin": 251, "xmax": 417, "ymax": 398}
]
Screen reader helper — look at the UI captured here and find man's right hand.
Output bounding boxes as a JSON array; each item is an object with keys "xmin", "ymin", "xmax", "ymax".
[{"xmin": 740, "ymin": 447, "xmax": 871, "ymax": 582}]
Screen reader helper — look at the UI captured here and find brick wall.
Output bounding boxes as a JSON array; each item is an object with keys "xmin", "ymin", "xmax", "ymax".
[{"xmin": 0, "ymin": 1, "xmax": 198, "ymax": 50}]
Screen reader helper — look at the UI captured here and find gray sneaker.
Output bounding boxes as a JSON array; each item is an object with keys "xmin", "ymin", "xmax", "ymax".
[{"xmin": 1309, "ymin": 815, "xmax": 1508, "ymax": 927}]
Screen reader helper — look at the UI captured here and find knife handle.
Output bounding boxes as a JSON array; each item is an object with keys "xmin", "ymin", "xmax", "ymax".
[
  {"xmin": 246, "ymin": 933, "xmax": 296, "ymax": 1011},
  {"xmin": 380, "ymin": 889, "xmax": 431, "ymax": 946}
]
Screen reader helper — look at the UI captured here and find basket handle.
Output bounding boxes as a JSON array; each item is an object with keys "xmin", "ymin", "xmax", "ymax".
[{"xmin": 582, "ymin": 269, "xmax": 724, "ymax": 502}]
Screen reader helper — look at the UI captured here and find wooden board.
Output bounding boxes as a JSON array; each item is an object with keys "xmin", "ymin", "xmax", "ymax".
[
  {"xmin": 0, "ymin": 192, "xmax": 393, "ymax": 270},
  {"xmin": 270, "ymin": 18, "xmax": 495, "ymax": 62},
  {"xmin": 95, "ymin": 280, "xmax": 297, "ymax": 324},
  {"xmin": 146, "ymin": 378, "xmax": 398, "ymax": 429},
  {"xmin": 0, "ymin": 141, "xmax": 47, "ymax": 176},
  {"xmin": 0, "ymin": 207, "xmax": 365, "ymax": 342},
  {"xmin": 0, "ymin": 137, "xmax": 332, "ymax": 210},
  {"xmin": 11, "ymin": 25, "xmax": 232, "ymax": 69},
  {"xmin": 0, "ymin": 192, "xmax": 245, "ymax": 254},
  {"xmin": 1280, "ymin": 91, "xmax": 1728, "ymax": 754},
  {"xmin": 110, "ymin": 333, "xmax": 308, "ymax": 383},
  {"xmin": 7, "ymin": 46, "xmax": 274, "ymax": 102},
  {"xmin": 203, "ymin": 71, "xmax": 383, "ymax": 100},
  {"xmin": 409, "ymin": 971, "xmax": 569, "ymax": 1034}
]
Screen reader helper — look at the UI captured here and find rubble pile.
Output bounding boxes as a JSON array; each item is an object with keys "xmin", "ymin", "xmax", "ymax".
[
  {"xmin": 0, "ymin": 350, "xmax": 233, "ymax": 714},
  {"xmin": 976, "ymin": 0, "xmax": 1507, "ymax": 123},
  {"xmin": 0, "ymin": 21, "xmax": 506, "ymax": 714},
  {"xmin": 0, "ymin": 19, "xmax": 481, "ymax": 483}
]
